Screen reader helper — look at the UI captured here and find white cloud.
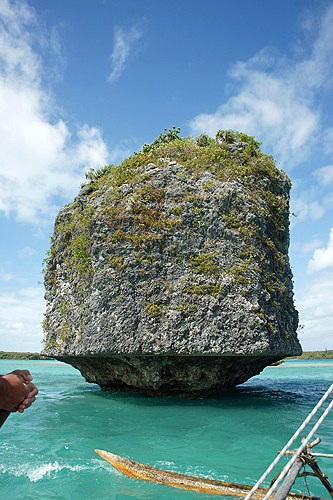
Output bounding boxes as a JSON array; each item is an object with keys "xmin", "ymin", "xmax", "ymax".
[
  {"xmin": 295, "ymin": 271, "xmax": 333, "ymax": 350},
  {"xmin": 17, "ymin": 245, "xmax": 38, "ymax": 257},
  {"xmin": 290, "ymin": 195, "xmax": 324, "ymax": 225},
  {"xmin": 0, "ymin": 268, "xmax": 15, "ymax": 282},
  {"xmin": 189, "ymin": 5, "xmax": 333, "ymax": 169},
  {"xmin": 0, "ymin": 0, "xmax": 111, "ymax": 225},
  {"xmin": 73, "ymin": 125, "xmax": 109, "ymax": 167},
  {"xmin": 301, "ymin": 238, "xmax": 323, "ymax": 255},
  {"xmin": 323, "ymin": 192, "xmax": 333, "ymax": 209},
  {"xmin": 313, "ymin": 165, "xmax": 333, "ymax": 185},
  {"xmin": 322, "ymin": 128, "xmax": 333, "ymax": 156},
  {"xmin": 0, "ymin": 286, "xmax": 45, "ymax": 351},
  {"xmin": 307, "ymin": 227, "xmax": 333, "ymax": 273},
  {"xmin": 108, "ymin": 23, "xmax": 145, "ymax": 83}
]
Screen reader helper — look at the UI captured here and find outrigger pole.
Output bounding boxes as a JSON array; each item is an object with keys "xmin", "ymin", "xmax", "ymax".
[{"xmin": 95, "ymin": 448, "xmax": 320, "ymax": 499}]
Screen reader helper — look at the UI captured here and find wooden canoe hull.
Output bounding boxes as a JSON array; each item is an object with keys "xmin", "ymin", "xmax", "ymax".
[{"xmin": 95, "ymin": 449, "xmax": 325, "ymax": 499}]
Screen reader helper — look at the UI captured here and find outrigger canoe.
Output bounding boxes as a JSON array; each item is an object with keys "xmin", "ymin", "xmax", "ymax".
[{"xmin": 95, "ymin": 450, "xmax": 324, "ymax": 499}]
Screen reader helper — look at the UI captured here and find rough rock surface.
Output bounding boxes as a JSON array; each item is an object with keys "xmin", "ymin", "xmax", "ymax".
[{"xmin": 42, "ymin": 130, "xmax": 302, "ymax": 397}]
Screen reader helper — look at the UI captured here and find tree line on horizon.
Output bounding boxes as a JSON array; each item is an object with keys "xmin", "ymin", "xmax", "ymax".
[{"xmin": 0, "ymin": 351, "xmax": 53, "ymax": 360}]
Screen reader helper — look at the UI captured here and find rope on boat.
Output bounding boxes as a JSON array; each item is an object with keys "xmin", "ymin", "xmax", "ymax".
[{"xmin": 244, "ymin": 382, "xmax": 333, "ymax": 500}]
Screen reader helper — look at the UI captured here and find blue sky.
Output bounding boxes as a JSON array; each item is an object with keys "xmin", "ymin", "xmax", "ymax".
[{"xmin": 0, "ymin": 0, "xmax": 333, "ymax": 352}]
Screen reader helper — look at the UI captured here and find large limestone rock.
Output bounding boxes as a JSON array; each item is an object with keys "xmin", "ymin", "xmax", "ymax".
[{"xmin": 42, "ymin": 129, "xmax": 301, "ymax": 397}]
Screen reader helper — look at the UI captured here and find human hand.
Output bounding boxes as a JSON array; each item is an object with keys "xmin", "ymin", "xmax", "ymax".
[{"xmin": 0, "ymin": 370, "xmax": 38, "ymax": 413}]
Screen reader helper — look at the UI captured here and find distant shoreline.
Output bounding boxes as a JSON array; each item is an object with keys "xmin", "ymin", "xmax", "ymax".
[
  {"xmin": 287, "ymin": 350, "xmax": 333, "ymax": 360},
  {"xmin": 0, "ymin": 350, "xmax": 332, "ymax": 360},
  {"xmin": 0, "ymin": 351, "xmax": 53, "ymax": 360}
]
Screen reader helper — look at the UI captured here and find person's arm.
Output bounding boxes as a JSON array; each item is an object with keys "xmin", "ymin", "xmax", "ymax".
[{"xmin": 0, "ymin": 370, "xmax": 38, "ymax": 413}]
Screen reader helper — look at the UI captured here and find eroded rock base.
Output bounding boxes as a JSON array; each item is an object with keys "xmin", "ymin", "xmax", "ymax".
[{"xmin": 55, "ymin": 354, "xmax": 281, "ymax": 398}]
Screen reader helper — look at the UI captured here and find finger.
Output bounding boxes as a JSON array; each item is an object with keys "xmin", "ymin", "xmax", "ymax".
[
  {"xmin": 21, "ymin": 394, "xmax": 36, "ymax": 406},
  {"xmin": 18, "ymin": 400, "xmax": 35, "ymax": 412},
  {"xmin": 20, "ymin": 370, "xmax": 33, "ymax": 382},
  {"xmin": 25, "ymin": 384, "xmax": 38, "ymax": 398}
]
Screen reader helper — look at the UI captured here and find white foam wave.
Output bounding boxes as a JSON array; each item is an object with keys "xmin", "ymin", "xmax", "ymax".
[{"xmin": 1, "ymin": 458, "xmax": 114, "ymax": 482}]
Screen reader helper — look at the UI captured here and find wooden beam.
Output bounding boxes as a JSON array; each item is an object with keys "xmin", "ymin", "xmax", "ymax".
[
  {"xmin": 272, "ymin": 458, "xmax": 304, "ymax": 500},
  {"xmin": 306, "ymin": 460, "xmax": 333, "ymax": 499}
]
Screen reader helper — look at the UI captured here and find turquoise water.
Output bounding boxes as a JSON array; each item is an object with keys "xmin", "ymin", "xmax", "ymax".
[{"xmin": 0, "ymin": 359, "xmax": 332, "ymax": 500}]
